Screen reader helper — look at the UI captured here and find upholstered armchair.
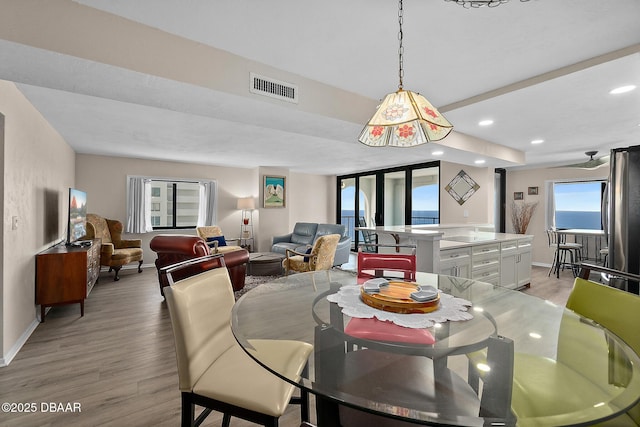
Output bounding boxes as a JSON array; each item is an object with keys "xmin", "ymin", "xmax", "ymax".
[
  {"xmin": 84, "ymin": 213, "xmax": 143, "ymax": 281},
  {"xmin": 272, "ymin": 222, "xmax": 350, "ymax": 266},
  {"xmin": 283, "ymin": 234, "xmax": 340, "ymax": 286},
  {"xmin": 195, "ymin": 226, "xmax": 244, "ymax": 254}
]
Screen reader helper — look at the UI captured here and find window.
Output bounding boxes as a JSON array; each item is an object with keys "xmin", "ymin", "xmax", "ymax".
[
  {"xmin": 552, "ymin": 180, "xmax": 604, "ymax": 230},
  {"xmin": 411, "ymin": 166, "xmax": 439, "ymax": 225},
  {"xmin": 149, "ymin": 180, "xmax": 201, "ymax": 229},
  {"xmin": 337, "ymin": 162, "xmax": 440, "ymax": 248},
  {"xmin": 126, "ymin": 176, "xmax": 216, "ymax": 234}
]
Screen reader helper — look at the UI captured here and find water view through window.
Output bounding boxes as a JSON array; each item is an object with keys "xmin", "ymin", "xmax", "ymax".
[
  {"xmin": 338, "ymin": 163, "xmax": 440, "ymax": 249},
  {"xmin": 412, "ymin": 183, "xmax": 439, "ymax": 225},
  {"xmin": 554, "ymin": 181, "xmax": 603, "ymax": 229}
]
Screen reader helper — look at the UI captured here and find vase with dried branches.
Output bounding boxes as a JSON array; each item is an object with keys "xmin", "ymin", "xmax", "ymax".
[{"xmin": 511, "ymin": 201, "xmax": 538, "ymax": 234}]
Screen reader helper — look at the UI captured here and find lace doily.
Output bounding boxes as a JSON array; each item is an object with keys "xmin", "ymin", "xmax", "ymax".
[{"xmin": 327, "ymin": 285, "xmax": 473, "ymax": 329}]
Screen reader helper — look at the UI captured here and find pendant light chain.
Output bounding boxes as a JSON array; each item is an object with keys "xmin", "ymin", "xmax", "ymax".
[
  {"xmin": 357, "ymin": 0, "xmax": 454, "ymax": 147},
  {"xmin": 398, "ymin": 0, "xmax": 404, "ymax": 90}
]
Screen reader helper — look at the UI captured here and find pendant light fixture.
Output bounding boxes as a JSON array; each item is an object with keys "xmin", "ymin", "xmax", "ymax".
[{"xmin": 358, "ymin": 0, "xmax": 453, "ymax": 147}]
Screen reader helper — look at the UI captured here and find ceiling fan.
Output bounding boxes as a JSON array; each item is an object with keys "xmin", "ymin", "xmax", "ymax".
[{"xmin": 555, "ymin": 151, "xmax": 610, "ymax": 170}]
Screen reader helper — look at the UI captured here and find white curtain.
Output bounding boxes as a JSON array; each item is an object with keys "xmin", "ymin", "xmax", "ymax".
[
  {"xmin": 545, "ymin": 181, "xmax": 556, "ymax": 230},
  {"xmin": 126, "ymin": 176, "xmax": 153, "ymax": 233},
  {"xmin": 197, "ymin": 180, "xmax": 217, "ymax": 227}
]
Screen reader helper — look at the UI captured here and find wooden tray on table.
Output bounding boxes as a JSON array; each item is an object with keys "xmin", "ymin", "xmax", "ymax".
[{"xmin": 360, "ymin": 280, "xmax": 440, "ymax": 314}]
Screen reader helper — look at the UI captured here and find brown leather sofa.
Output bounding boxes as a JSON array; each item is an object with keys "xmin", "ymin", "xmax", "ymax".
[{"xmin": 149, "ymin": 234, "xmax": 249, "ymax": 296}]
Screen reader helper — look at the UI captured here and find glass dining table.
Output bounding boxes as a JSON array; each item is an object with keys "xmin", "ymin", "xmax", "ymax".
[{"xmin": 230, "ymin": 269, "xmax": 640, "ymax": 426}]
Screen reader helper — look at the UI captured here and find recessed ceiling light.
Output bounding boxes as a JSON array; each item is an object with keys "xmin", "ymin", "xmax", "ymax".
[
  {"xmin": 474, "ymin": 159, "xmax": 486, "ymax": 165},
  {"xmin": 431, "ymin": 150, "xmax": 444, "ymax": 156},
  {"xmin": 609, "ymin": 85, "xmax": 636, "ymax": 95},
  {"xmin": 478, "ymin": 119, "xmax": 494, "ymax": 127},
  {"xmin": 531, "ymin": 139, "xmax": 544, "ymax": 145}
]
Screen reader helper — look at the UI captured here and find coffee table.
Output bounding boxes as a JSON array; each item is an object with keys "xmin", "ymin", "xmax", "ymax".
[{"xmin": 247, "ymin": 252, "xmax": 284, "ymax": 276}]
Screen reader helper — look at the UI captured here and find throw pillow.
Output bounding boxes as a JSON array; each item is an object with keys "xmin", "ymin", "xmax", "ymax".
[
  {"xmin": 303, "ymin": 247, "xmax": 313, "ymax": 262},
  {"xmin": 206, "ymin": 236, "xmax": 227, "ymax": 246}
]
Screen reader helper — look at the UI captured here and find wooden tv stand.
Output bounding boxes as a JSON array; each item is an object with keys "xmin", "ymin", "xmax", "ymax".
[{"xmin": 35, "ymin": 239, "xmax": 101, "ymax": 322}]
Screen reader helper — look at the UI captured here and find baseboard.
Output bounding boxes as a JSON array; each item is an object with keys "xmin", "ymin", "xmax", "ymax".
[
  {"xmin": 2, "ymin": 264, "xmax": 154, "ymax": 367},
  {"xmin": 532, "ymin": 261, "xmax": 552, "ymax": 268},
  {"xmin": 99, "ymin": 263, "xmax": 154, "ymax": 272},
  {"xmin": 0, "ymin": 317, "xmax": 40, "ymax": 367}
]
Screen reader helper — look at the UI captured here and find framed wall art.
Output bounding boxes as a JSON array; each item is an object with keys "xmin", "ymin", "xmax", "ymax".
[
  {"xmin": 528, "ymin": 186, "xmax": 539, "ymax": 195},
  {"xmin": 444, "ymin": 170, "xmax": 480, "ymax": 205},
  {"xmin": 514, "ymin": 191, "xmax": 524, "ymax": 200},
  {"xmin": 263, "ymin": 175, "xmax": 286, "ymax": 208}
]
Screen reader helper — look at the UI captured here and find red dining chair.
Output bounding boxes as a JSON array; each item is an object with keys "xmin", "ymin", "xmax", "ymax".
[
  {"xmin": 347, "ymin": 245, "xmax": 434, "ymax": 346},
  {"xmin": 357, "ymin": 245, "xmax": 417, "ymax": 282}
]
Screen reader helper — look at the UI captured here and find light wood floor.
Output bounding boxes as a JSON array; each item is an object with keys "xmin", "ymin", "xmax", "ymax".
[{"xmin": 0, "ymin": 265, "xmax": 575, "ymax": 427}]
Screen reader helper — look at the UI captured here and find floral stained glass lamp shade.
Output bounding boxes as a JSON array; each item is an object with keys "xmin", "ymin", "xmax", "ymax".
[{"xmin": 358, "ymin": 89, "xmax": 454, "ymax": 147}]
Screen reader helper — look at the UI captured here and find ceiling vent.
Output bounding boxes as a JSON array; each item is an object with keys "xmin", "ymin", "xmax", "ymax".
[{"xmin": 250, "ymin": 73, "xmax": 298, "ymax": 103}]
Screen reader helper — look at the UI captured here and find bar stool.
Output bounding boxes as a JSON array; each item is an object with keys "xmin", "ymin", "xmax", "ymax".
[
  {"xmin": 599, "ymin": 247, "xmax": 608, "ymax": 266},
  {"xmin": 547, "ymin": 229, "xmax": 582, "ymax": 277}
]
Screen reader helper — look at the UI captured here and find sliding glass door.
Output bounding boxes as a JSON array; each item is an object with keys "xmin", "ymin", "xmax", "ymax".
[
  {"xmin": 339, "ymin": 177, "xmax": 357, "ymax": 243},
  {"xmin": 337, "ymin": 162, "xmax": 440, "ymax": 251},
  {"xmin": 411, "ymin": 166, "xmax": 439, "ymax": 225}
]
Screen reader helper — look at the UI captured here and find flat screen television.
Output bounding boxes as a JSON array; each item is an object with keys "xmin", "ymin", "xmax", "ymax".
[{"xmin": 67, "ymin": 188, "xmax": 87, "ymax": 245}]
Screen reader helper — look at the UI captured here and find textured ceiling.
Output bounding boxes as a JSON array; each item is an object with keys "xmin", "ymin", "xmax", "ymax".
[{"xmin": 1, "ymin": 0, "xmax": 639, "ymax": 174}]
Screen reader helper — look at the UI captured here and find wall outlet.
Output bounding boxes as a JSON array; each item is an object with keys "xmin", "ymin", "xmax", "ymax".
[{"xmin": 463, "ymin": 210, "xmax": 469, "ymax": 218}]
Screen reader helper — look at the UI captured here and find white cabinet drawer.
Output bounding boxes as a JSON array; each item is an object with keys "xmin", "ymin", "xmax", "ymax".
[
  {"xmin": 440, "ymin": 247, "xmax": 471, "ymax": 261},
  {"xmin": 440, "ymin": 247, "xmax": 471, "ymax": 278},
  {"xmin": 472, "ymin": 243, "xmax": 500, "ymax": 272},
  {"xmin": 501, "ymin": 241, "xmax": 517, "ymax": 252},
  {"xmin": 472, "ymin": 263, "xmax": 500, "ymax": 280},
  {"xmin": 472, "ymin": 257, "xmax": 500, "ymax": 271},
  {"xmin": 518, "ymin": 238, "xmax": 533, "ymax": 249},
  {"xmin": 472, "ymin": 243, "xmax": 500, "ymax": 256}
]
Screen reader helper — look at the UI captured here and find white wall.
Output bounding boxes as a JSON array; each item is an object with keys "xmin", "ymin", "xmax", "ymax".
[
  {"xmin": 76, "ymin": 157, "xmax": 335, "ymax": 269},
  {"xmin": 289, "ymin": 171, "xmax": 335, "ymax": 226},
  {"xmin": 0, "ymin": 134, "xmax": 334, "ymax": 366},
  {"xmin": 440, "ymin": 161, "xmax": 494, "ymax": 225},
  {"xmin": 0, "ymin": 80, "xmax": 76, "ymax": 365},
  {"xmin": 506, "ymin": 166, "xmax": 607, "ymax": 266}
]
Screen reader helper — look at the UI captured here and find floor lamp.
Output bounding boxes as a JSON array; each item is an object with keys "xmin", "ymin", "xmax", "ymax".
[{"xmin": 237, "ymin": 197, "xmax": 255, "ymax": 240}]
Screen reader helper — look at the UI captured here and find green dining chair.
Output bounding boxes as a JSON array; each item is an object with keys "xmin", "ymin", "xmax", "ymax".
[
  {"xmin": 510, "ymin": 276, "xmax": 640, "ymax": 426},
  {"xmin": 468, "ymin": 271, "xmax": 640, "ymax": 426},
  {"xmin": 562, "ymin": 277, "xmax": 640, "ymax": 426}
]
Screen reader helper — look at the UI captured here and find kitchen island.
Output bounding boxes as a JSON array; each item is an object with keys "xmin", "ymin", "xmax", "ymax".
[{"xmin": 354, "ymin": 224, "xmax": 533, "ymax": 289}]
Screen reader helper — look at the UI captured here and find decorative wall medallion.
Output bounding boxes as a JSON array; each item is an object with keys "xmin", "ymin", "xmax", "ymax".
[{"xmin": 445, "ymin": 170, "xmax": 480, "ymax": 205}]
